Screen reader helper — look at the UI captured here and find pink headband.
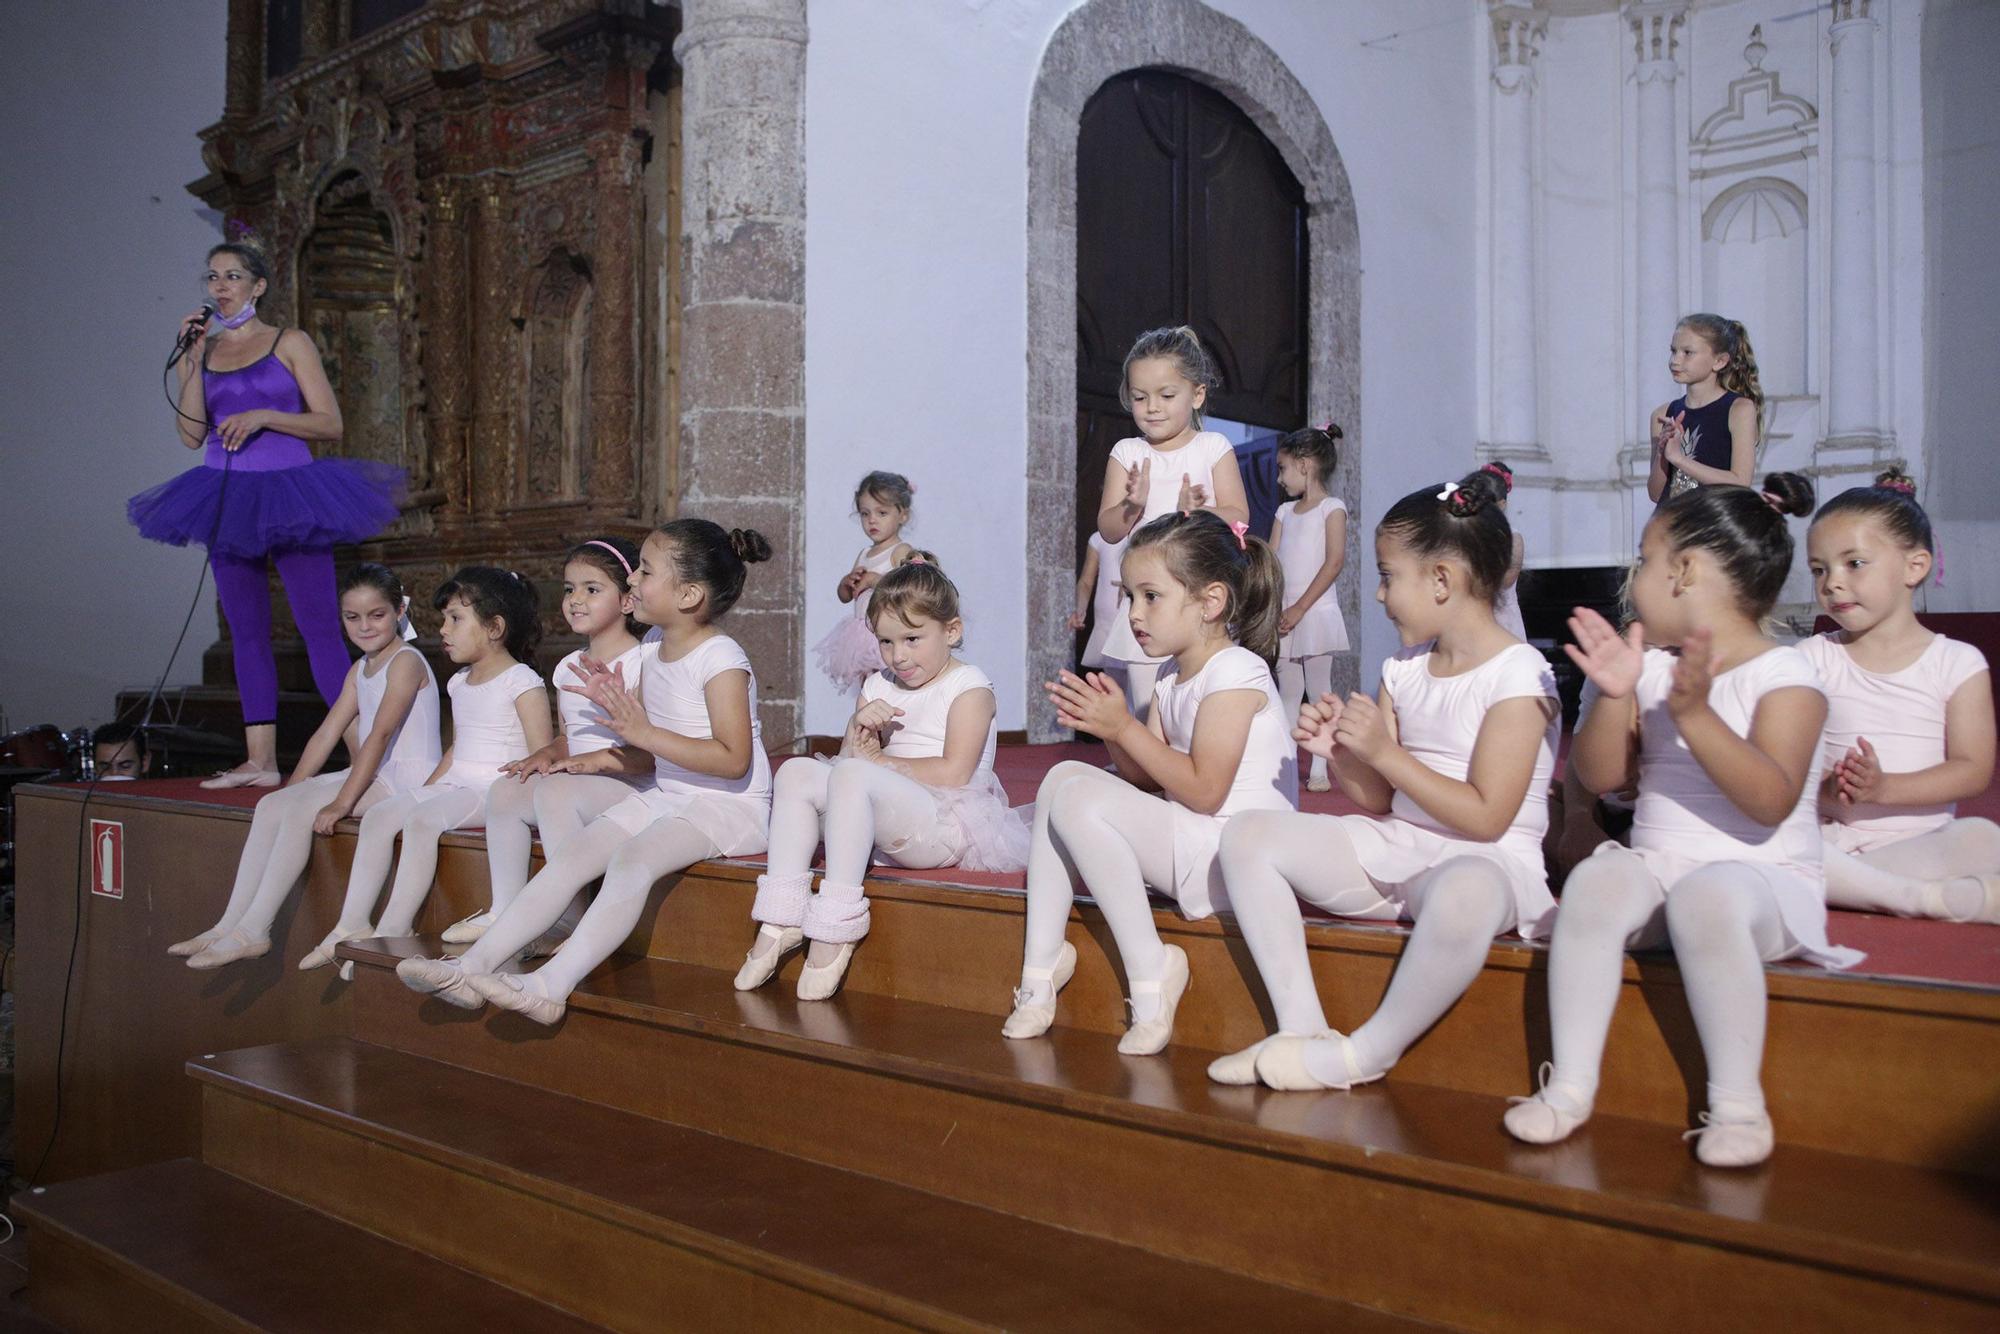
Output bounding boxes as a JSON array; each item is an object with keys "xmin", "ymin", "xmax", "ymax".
[{"xmin": 584, "ymin": 539, "xmax": 633, "ymax": 577}]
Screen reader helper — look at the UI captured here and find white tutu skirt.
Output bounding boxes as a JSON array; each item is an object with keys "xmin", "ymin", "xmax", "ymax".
[
  {"xmin": 902, "ymin": 768, "xmax": 1030, "ymax": 873},
  {"xmin": 1334, "ymin": 814, "xmax": 1556, "ymax": 940},
  {"xmin": 601, "ymin": 787, "xmax": 770, "ymax": 857},
  {"xmin": 1081, "ymin": 616, "xmax": 1116, "ymax": 671},
  {"xmin": 1821, "ymin": 816, "xmax": 1950, "ymax": 857},
  {"xmin": 1170, "ymin": 804, "xmax": 1231, "ymax": 920},
  {"xmin": 1279, "ymin": 599, "xmax": 1349, "ymax": 659},
  {"xmin": 1100, "ymin": 616, "xmax": 1167, "ymax": 667},
  {"xmin": 813, "ymin": 613, "xmax": 883, "ymax": 692},
  {"xmin": 1624, "ymin": 845, "xmax": 1864, "ymax": 971}
]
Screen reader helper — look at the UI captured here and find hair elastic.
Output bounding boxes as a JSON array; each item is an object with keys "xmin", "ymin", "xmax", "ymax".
[
  {"xmin": 584, "ymin": 539, "xmax": 633, "ymax": 577},
  {"xmin": 1227, "ymin": 520, "xmax": 1250, "ymax": 551},
  {"xmin": 1759, "ymin": 490, "xmax": 1788, "ymax": 514}
]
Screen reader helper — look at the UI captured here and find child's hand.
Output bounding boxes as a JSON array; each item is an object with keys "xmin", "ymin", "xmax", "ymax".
[
  {"xmin": 852, "ymin": 699, "xmax": 904, "ymax": 737},
  {"xmin": 842, "ymin": 716, "xmax": 884, "ymax": 760},
  {"xmin": 1660, "ymin": 412, "xmax": 1690, "ymax": 469},
  {"xmin": 1176, "ymin": 472, "xmax": 1209, "ymax": 512},
  {"xmin": 1665, "ymin": 627, "xmax": 1719, "ymax": 720},
  {"xmin": 1563, "ymin": 607, "xmax": 1646, "ymax": 700},
  {"xmin": 1046, "ymin": 669, "xmax": 1133, "ymax": 742},
  {"xmin": 840, "ymin": 568, "xmax": 866, "ymax": 599},
  {"xmin": 1122, "ymin": 458, "xmax": 1151, "ymax": 514},
  {"xmin": 501, "ymin": 749, "xmax": 560, "ymax": 781},
  {"xmin": 562, "ymin": 657, "xmax": 646, "ymax": 738},
  {"xmin": 1278, "ymin": 604, "xmax": 1302, "ymax": 636},
  {"xmin": 855, "ymin": 570, "xmax": 882, "ymax": 593},
  {"xmin": 1294, "ymin": 692, "xmax": 1344, "ymax": 760},
  {"xmin": 312, "ymin": 799, "xmax": 353, "ymax": 836},
  {"xmin": 1068, "ymin": 609, "xmax": 1088, "ymax": 630},
  {"xmin": 1835, "ymin": 738, "xmax": 1883, "ymax": 806},
  {"xmin": 551, "ymin": 748, "xmax": 619, "ymax": 776},
  {"xmin": 1331, "ymin": 691, "xmax": 1393, "ymax": 764}
]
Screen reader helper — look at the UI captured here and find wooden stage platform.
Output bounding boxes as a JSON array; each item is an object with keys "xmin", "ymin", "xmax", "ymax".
[{"xmin": 11, "ymin": 749, "xmax": 2000, "ymax": 1331}]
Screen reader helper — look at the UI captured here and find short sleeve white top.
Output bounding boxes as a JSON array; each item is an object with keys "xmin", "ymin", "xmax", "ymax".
[
  {"xmin": 1631, "ymin": 646, "xmax": 1825, "ymax": 871},
  {"xmin": 1799, "ymin": 633, "xmax": 1990, "ymax": 841},
  {"xmin": 1101, "ymin": 431, "xmax": 1238, "ymax": 665},
  {"xmin": 860, "ymin": 661, "xmax": 998, "ymax": 777},
  {"xmin": 1151, "ymin": 646, "xmax": 1298, "ymax": 917},
  {"xmin": 355, "ymin": 644, "xmax": 442, "ymax": 793},
  {"xmin": 637, "ymin": 634, "xmax": 772, "ymax": 803},
  {"xmin": 1382, "ymin": 641, "xmax": 1559, "ymax": 875},
  {"xmin": 553, "ymin": 642, "xmax": 655, "ymax": 757},
  {"xmin": 443, "ymin": 661, "xmax": 545, "ymax": 788},
  {"xmin": 1088, "ymin": 531, "xmax": 1125, "ymax": 626}
]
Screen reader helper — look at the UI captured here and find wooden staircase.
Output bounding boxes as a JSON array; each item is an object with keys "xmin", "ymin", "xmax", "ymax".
[{"xmin": 16, "ymin": 851, "xmax": 2000, "ymax": 1330}]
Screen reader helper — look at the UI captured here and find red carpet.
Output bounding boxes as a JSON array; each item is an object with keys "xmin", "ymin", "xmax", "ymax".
[{"xmin": 52, "ymin": 744, "xmax": 2000, "ymax": 988}]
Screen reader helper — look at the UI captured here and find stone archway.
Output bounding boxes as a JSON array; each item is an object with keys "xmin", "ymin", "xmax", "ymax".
[{"xmin": 1025, "ymin": 0, "xmax": 1361, "ymax": 740}]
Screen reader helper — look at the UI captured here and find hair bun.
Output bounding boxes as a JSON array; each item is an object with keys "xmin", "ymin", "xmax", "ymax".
[
  {"xmin": 1445, "ymin": 465, "xmax": 1509, "ymax": 518},
  {"xmin": 1873, "ymin": 468, "xmax": 1917, "ymax": 497},
  {"xmin": 729, "ymin": 528, "xmax": 773, "ymax": 564},
  {"xmin": 1761, "ymin": 471, "xmax": 1816, "ymax": 518}
]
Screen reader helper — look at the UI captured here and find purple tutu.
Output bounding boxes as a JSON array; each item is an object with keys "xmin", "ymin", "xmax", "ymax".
[
  {"xmin": 128, "ymin": 456, "xmax": 404, "ymax": 559},
  {"xmin": 813, "ymin": 611, "xmax": 883, "ymax": 694}
]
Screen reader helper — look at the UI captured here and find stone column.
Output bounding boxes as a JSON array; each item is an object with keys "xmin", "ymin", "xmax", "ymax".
[
  {"xmin": 421, "ymin": 176, "xmax": 473, "ymax": 520},
  {"xmin": 674, "ymin": 0, "xmax": 808, "ymax": 743},
  {"xmin": 223, "ymin": 0, "xmax": 264, "ymax": 119},
  {"xmin": 1488, "ymin": 4, "xmax": 1545, "ymax": 455},
  {"xmin": 470, "ymin": 178, "xmax": 512, "ymax": 520},
  {"xmin": 1627, "ymin": 2, "xmax": 1686, "ymax": 445},
  {"xmin": 1824, "ymin": 0, "xmax": 1882, "ymax": 449},
  {"xmin": 590, "ymin": 132, "xmax": 643, "ymax": 512}
]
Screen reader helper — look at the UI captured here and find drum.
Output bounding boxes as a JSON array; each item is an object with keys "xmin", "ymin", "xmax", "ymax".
[{"xmin": 0, "ymin": 724, "xmax": 65, "ymax": 770}]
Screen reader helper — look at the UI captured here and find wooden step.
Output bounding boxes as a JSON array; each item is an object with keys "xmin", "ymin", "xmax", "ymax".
[
  {"xmin": 189, "ymin": 1037, "xmax": 1408, "ymax": 1334},
  {"xmin": 384, "ymin": 853, "xmax": 2000, "ymax": 1175},
  {"xmin": 12, "ymin": 1157, "xmax": 600, "ymax": 1332},
  {"xmin": 335, "ymin": 941, "xmax": 2000, "ymax": 1333}
]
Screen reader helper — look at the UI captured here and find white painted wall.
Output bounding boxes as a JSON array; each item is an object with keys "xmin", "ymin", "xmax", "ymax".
[
  {"xmin": 801, "ymin": 0, "xmax": 1481, "ymax": 729},
  {"xmin": 0, "ymin": 0, "xmax": 227, "ymax": 737}
]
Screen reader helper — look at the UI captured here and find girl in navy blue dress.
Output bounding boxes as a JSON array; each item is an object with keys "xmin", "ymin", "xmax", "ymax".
[{"xmin": 1646, "ymin": 313, "xmax": 1764, "ymax": 504}]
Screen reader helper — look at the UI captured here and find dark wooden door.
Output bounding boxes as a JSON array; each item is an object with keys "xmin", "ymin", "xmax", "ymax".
[{"xmin": 1074, "ymin": 69, "xmax": 1308, "ymax": 660}]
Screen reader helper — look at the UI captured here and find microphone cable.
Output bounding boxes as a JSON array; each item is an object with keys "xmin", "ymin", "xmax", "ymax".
[{"xmin": 26, "ymin": 336, "xmax": 227, "ymax": 1187}]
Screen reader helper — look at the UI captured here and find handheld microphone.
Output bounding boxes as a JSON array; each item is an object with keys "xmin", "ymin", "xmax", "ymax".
[{"xmin": 172, "ymin": 301, "xmax": 218, "ymax": 359}]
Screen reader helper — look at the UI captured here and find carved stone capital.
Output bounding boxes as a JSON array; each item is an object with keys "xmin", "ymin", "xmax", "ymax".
[
  {"xmin": 1490, "ymin": 3, "xmax": 1546, "ymax": 90},
  {"xmin": 1625, "ymin": 1, "xmax": 1688, "ymax": 70}
]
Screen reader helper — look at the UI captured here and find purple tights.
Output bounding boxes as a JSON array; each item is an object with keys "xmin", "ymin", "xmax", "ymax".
[{"xmin": 212, "ymin": 547, "xmax": 350, "ymax": 724}]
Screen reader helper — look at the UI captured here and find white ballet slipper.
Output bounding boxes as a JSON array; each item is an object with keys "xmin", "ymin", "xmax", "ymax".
[
  {"xmin": 169, "ymin": 927, "xmax": 225, "ymax": 958},
  {"xmin": 185, "ymin": 930, "xmax": 270, "ymax": 970},
  {"xmin": 1923, "ymin": 875, "xmax": 2000, "ymax": 925},
  {"xmin": 1254, "ymin": 1031, "xmax": 1382, "ymax": 1092},
  {"xmin": 1001, "ymin": 941, "xmax": 1077, "ymax": 1040},
  {"xmin": 796, "ymin": 942, "xmax": 857, "ymax": 1001},
  {"xmin": 298, "ymin": 928, "xmax": 361, "ymax": 972},
  {"xmin": 1207, "ymin": 1035, "xmax": 1281, "ymax": 1086},
  {"xmin": 1116, "ymin": 944, "xmax": 1190, "ymax": 1057},
  {"xmin": 1503, "ymin": 1063, "xmax": 1594, "ymax": 1145},
  {"xmin": 395, "ymin": 956, "xmax": 483, "ymax": 1010},
  {"xmin": 1306, "ymin": 774, "xmax": 1332, "ymax": 794},
  {"xmin": 734, "ymin": 924, "xmax": 804, "ymax": 992},
  {"xmin": 1685, "ymin": 1108, "xmax": 1775, "ymax": 1168},
  {"xmin": 199, "ymin": 766, "xmax": 280, "ymax": 790},
  {"xmin": 440, "ymin": 910, "xmax": 495, "ymax": 945},
  {"xmin": 466, "ymin": 971, "xmax": 566, "ymax": 1026}
]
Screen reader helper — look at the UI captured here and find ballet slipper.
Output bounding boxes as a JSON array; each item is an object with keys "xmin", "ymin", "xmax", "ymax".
[
  {"xmin": 440, "ymin": 910, "xmax": 495, "ymax": 945},
  {"xmin": 1306, "ymin": 774, "xmax": 1332, "ymax": 794},
  {"xmin": 1254, "ymin": 1031, "xmax": 1382, "ymax": 1092},
  {"xmin": 298, "ymin": 927, "xmax": 361, "ymax": 971},
  {"xmin": 467, "ymin": 971, "xmax": 566, "ymax": 1026},
  {"xmin": 1116, "ymin": 944, "xmax": 1189, "ymax": 1056},
  {"xmin": 797, "ymin": 942, "xmax": 857, "ymax": 1001},
  {"xmin": 1685, "ymin": 1109, "xmax": 1774, "ymax": 1168},
  {"xmin": 734, "ymin": 924, "xmax": 804, "ymax": 991},
  {"xmin": 1503, "ymin": 1063, "xmax": 1595, "ymax": 1145},
  {"xmin": 185, "ymin": 930, "xmax": 270, "ymax": 970},
  {"xmin": 200, "ymin": 765, "xmax": 280, "ymax": 790},
  {"xmin": 1923, "ymin": 875, "xmax": 2000, "ymax": 925},
  {"xmin": 1207, "ymin": 1034, "xmax": 1287, "ymax": 1086},
  {"xmin": 169, "ymin": 927, "xmax": 225, "ymax": 957},
  {"xmin": 395, "ymin": 956, "xmax": 483, "ymax": 1009},
  {"xmin": 1001, "ymin": 941, "xmax": 1077, "ymax": 1040}
]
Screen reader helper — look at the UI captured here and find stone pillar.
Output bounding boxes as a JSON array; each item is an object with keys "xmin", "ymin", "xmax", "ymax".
[
  {"xmin": 1824, "ymin": 0, "xmax": 1882, "ymax": 449},
  {"xmin": 674, "ymin": 0, "xmax": 808, "ymax": 743},
  {"xmin": 590, "ymin": 131, "xmax": 643, "ymax": 512},
  {"xmin": 223, "ymin": 0, "xmax": 264, "ymax": 119},
  {"xmin": 1627, "ymin": 2, "xmax": 1686, "ymax": 446},
  {"xmin": 1488, "ymin": 4, "xmax": 1545, "ymax": 455},
  {"xmin": 421, "ymin": 177, "xmax": 473, "ymax": 520},
  {"xmin": 470, "ymin": 178, "xmax": 512, "ymax": 520}
]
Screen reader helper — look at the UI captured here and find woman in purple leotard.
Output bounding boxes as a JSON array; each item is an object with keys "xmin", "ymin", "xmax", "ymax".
[{"xmin": 128, "ymin": 241, "xmax": 402, "ymax": 787}]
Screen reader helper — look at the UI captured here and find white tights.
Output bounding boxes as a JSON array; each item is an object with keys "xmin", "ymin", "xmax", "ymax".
[
  {"xmin": 332, "ymin": 783, "xmax": 486, "ymax": 939},
  {"xmin": 1217, "ymin": 810, "xmax": 1517, "ymax": 1078},
  {"xmin": 206, "ymin": 772, "xmax": 394, "ymax": 941},
  {"xmin": 1018, "ymin": 761, "xmax": 1181, "ymax": 1020},
  {"xmin": 481, "ymin": 772, "xmax": 634, "ymax": 916},
  {"xmin": 1542, "ymin": 846, "xmax": 1799, "ymax": 1117},
  {"xmin": 458, "ymin": 814, "xmax": 719, "ymax": 1002},
  {"xmin": 752, "ymin": 757, "xmax": 961, "ymax": 943},
  {"xmin": 1274, "ymin": 655, "xmax": 1335, "ymax": 782},
  {"xmin": 1822, "ymin": 817, "xmax": 2000, "ymax": 919}
]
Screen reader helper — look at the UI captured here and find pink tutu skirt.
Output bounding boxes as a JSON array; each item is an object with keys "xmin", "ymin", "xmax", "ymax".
[
  {"xmin": 927, "ymin": 769, "xmax": 1030, "ymax": 873},
  {"xmin": 813, "ymin": 614, "xmax": 883, "ymax": 693}
]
